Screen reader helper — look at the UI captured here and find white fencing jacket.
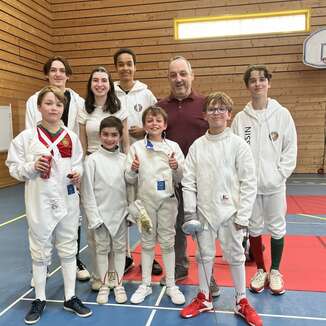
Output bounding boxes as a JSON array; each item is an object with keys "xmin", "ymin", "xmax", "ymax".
[
  {"xmin": 231, "ymin": 98, "xmax": 297, "ymax": 195},
  {"xmin": 182, "ymin": 128, "xmax": 257, "ymax": 231},
  {"xmin": 125, "ymin": 136, "xmax": 184, "ymax": 206},
  {"xmin": 25, "ymin": 88, "xmax": 84, "ymax": 135},
  {"xmin": 6, "ymin": 127, "xmax": 83, "ymax": 247},
  {"xmin": 81, "ymin": 146, "xmax": 128, "ymax": 236},
  {"xmin": 114, "ymin": 81, "xmax": 157, "ymax": 143}
]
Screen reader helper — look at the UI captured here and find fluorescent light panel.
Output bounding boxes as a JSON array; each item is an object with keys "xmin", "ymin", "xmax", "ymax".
[{"xmin": 175, "ymin": 10, "xmax": 310, "ymax": 40}]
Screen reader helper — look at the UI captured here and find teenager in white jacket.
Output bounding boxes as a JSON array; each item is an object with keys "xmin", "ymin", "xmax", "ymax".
[
  {"xmin": 125, "ymin": 106, "xmax": 185, "ymax": 305},
  {"xmin": 7, "ymin": 86, "xmax": 92, "ymax": 324},
  {"xmin": 25, "ymin": 56, "xmax": 89, "ymax": 283},
  {"xmin": 81, "ymin": 116, "xmax": 128, "ymax": 305},
  {"xmin": 113, "ymin": 48, "xmax": 162, "ymax": 276},
  {"xmin": 180, "ymin": 92, "xmax": 262, "ymax": 326},
  {"xmin": 231, "ymin": 65, "xmax": 297, "ymax": 295}
]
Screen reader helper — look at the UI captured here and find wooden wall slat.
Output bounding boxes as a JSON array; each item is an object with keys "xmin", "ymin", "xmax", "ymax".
[
  {"xmin": 0, "ymin": 0, "xmax": 52, "ymax": 187},
  {"xmin": 1, "ymin": 0, "xmax": 326, "ymax": 187}
]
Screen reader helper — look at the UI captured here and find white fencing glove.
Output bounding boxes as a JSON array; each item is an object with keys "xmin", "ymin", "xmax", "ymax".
[
  {"xmin": 182, "ymin": 212, "xmax": 203, "ymax": 235},
  {"xmin": 127, "ymin": 199, "xmax": 153, "ymax": 234}
]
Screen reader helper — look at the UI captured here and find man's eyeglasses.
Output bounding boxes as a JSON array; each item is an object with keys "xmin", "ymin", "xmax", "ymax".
[{"xmin": 206, "ymin": 107, "xmax": 229, "ymax": 114}]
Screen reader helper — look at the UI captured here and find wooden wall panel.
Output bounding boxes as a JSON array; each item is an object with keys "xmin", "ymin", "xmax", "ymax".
[
  {"xmin": 0, "ymin": 0, "xmax": 53, "ymax": 187},
  {"xmin": 51, "ymin": 0, "xmax": 326, "ymax": 174},
  {"xmin": 1, "ymin": 0, "xmax": 326, "ymax": 187}
]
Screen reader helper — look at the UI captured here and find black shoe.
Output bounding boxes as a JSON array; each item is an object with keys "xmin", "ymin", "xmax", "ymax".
[
  {"xmin": 76, "ymin": 258, "xmax": 91, "ymax": 281},
  {"xmin": 152, "ymin": 259, "xmax": 163, "ymax": 275},
  {"xmin": 124, "ymin": 256, "xmax": 134, "ymax": 274},
  {"xmin": 24, "ymin": 299, "xmax": 46, "ymax": 324},
  {"xmin": 209, "ymin": 276, "xmax": 221, "ymax": 297},
  {"xmin": 63, "ymin": 296, "xmax": 92, "ymax": 318}
]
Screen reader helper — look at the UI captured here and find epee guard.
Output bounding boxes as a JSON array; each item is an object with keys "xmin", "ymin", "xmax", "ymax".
[{"xmin": 303, "ymin": 28, "xmax": 326, "ymax": 68}]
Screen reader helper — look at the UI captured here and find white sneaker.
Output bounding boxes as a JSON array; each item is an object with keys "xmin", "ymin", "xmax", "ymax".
[
  {"xmin": 166, "ymin": 286, "xmax": 185, "ymax": 305},
  {"xmin": 130, "ymin": 284, "xmax": 152, "ymax": 304},
  {"xmin": 250, "ymin": 269, "xmax": 268, "ymax": 293},
  {"xmin": 114, "ymin": 285, "xmax": 127, "ymax": 304},
  {"xmin": 269, "ymin": 269, "xmax": 285, "ymax": 295},
  {"xmin": 76, "ymin": 260, "xmax": 91, "ymax": 281},
  {"xmin": 96, "ymin": 285, "xmax": 109, "ymax": 304},
  {"xmin": 90, "ymin": 277, "xmax": 102, "ymax": 291},
  {"xmin": 107, "ymin": 271, "xmax": 119, "ymax": 289}
]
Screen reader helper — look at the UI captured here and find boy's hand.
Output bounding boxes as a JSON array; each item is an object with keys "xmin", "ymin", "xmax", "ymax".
[
  {"xmin": 34, "ymin": 156, "xmax": 50, "ymax": 173},
  {"xmin": 131, "ymin": 153, "xmax": 140, "ymax": 172},
  {"xmin": 168, "ymin": 152, "xmax": 178, "ymax": 170},
  {"xmin": 67, "ymin": 171, "xmax": 80, "ymax": 186}
]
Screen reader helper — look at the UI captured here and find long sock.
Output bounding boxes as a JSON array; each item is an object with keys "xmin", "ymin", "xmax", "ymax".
[
  {"xmin": 32, "ymin": 261, "xmax": 47, "ymax": 301},
  {"xmin": 96, "ymin": 252, "xmax": 109, "ymax": 284},
  {"xmin": 61, "ymin": 257, "xmax": 76, "ymax": 300},
  {"xmin": 249, "ymin": 235, "xmax": 266, "ymax": 271},
  {"xmin": 162, "ymin": 249, "xmax": 175, "ymax": 288},
  {"xmin": 141, "ymin": 248, "xmax": 154, "ymax": 286},
  {"xmin": 198, "ymin": 260, "xmax": 213, "ymax": 299},
  {"xmin": 230, "ymin": 264, "xmax": 246, "ymax": 302},
  {"xmin": 271, "ymin": 237, "xmax": 284, "ymax": 270},
  {"xmin": 114, "ymin": 251, "xmax": 125, "ymax": 285}
]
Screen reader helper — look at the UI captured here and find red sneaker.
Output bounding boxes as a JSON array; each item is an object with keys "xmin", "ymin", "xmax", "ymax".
[
  {"xmin": 180, "ymin": 292, "xmax": 213, "ymax": 319},
  {"xmin": 234, "ymin": 298, "xmax": 263, "ymax": 326}
]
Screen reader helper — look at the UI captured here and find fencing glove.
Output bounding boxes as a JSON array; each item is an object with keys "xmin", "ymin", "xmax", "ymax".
[
  {"xmin": 182, "ymin": 212, "xmax": 203, "ymax": 235},
  {"xmin": 127, "ymin": 199, "xmax": 152, "ymax": 233}
]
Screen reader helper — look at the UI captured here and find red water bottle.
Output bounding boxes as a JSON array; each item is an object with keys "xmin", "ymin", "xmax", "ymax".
[{"xmin": 40, "ymin": 155, "xmax": 52, "ymax": 179}]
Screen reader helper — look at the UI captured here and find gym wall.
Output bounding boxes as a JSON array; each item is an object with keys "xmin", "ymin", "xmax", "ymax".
[{"xmin": 1, "ymin": 0, "xmax": 326, "ymax": 187}]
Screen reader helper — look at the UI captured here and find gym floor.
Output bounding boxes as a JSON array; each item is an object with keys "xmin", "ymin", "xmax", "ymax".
[{"xmin": 0, "ymin": 174, "xmax": 325, "ymax": 326}]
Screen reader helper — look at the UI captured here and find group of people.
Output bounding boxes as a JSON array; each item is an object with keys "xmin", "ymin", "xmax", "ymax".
[{"xmin": 5, "ymin": 48, "xmax": 297, "ymax": 326}]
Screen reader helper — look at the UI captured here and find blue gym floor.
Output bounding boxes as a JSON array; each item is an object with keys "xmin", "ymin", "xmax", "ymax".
[{"xmin": 0, "ymin": 174, "xmax": 325, "ymax": 325}]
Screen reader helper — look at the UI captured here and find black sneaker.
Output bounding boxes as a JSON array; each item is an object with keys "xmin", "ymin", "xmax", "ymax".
[
  {"xmin": 63, "ymin": 296, "xmax": 92, "ymax": 318},
  {"xmin": 124, "ymin": 256, "xmax": 134, "ymax": 274},
  {"xmin": 24, "ymin": 299, "xmax": 46, "ymax": 324},
  {"xmin": 76, "ymin": 259, "xmax": 91, "ymax": 281},
  {"xmin": 152, "ymin": 259, "xmax": 163, "ymax": 275}
]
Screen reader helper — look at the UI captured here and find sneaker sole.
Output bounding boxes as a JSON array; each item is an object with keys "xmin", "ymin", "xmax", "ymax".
[
  {"xmin": 249, "ymin": 285, "xmax": 265, "ymax": 293},
  {"xmin": 234, "ymin": 310, "xmax": 257, "ymax": 326},
  {"xmin": 24, "ymin": 316, "xmax": 41, "ymax": 325},
  {"xmin": 63, "ymin": 306, "xmax": 93, "ymax": 318},
  {"xmin": 181, "ymin": 306, "xmax": 213, "ymax": 319},
  {"xmin": 76, "ymin": 274, "xmax": 91, "ymax": 282},
  {"xmin": 269, "ymin": 288, "xmax": 286, "ymax": 295},
  {"xmin": 130, "ymin": 290, "xmax": 152, "ymax": 304},
  {"xmin": 211, "ymin": 289, "xmax": 221, "ymax": 298}
]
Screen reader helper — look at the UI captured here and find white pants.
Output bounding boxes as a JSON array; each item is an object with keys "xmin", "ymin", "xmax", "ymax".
[
  {"xmin": 249, "ymin": 191, "xmax": 287, "ymax": 239},
  {"xmin": 94, "ymin": 221, "xmax": 127, "ymax": 256},
  {"xmin": 196, "ymin": 216, "xmax": 245, "ymax": 266},
  {"xmin": 140, "ymin": 196, "xmax": 178, "ymax": 252},
  {"xmin": 29, "ymin": 214, "xmax": 78, "ymax": 264}
]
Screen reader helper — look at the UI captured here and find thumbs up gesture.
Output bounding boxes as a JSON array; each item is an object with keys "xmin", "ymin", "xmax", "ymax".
[
  {"xmin": 168, "ymin": 152, "xmax": 178, "ymax": 170},
  {"xmin": 131, "ymin": 153, "xmax": 140, "ymax": 172}
]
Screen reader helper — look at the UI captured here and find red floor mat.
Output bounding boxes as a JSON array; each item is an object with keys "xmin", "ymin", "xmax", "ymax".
[
  {"xmin": 287, "ymin": 195, "xmax": 326, "ymax": 214},
  {"xmin": 124, "ymin": 235, "xmax": 326, "ymax": 292}
]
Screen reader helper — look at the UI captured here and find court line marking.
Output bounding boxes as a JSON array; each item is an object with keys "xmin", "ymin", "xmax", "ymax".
[
  {"xmin": 145, "ymin": 286, "xmax": 166, "ymax": 326},
  {"xmin": 0, "ymin": 245, "xmax": 88, "ymax": 317},
  {"xmin": 0, "ymin": 213, "xmax": 26, "ymax": 228},
  {"xmin": 298, "ymin": 214, "xmax": 326, "ymax": 221},
  {"xmin": 19, "ymin": 298, "xmax": 326, "ymax": 321},
  {"xmin": 287, "ymin": 221, "xmax": 326, "ymax": 225}
]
